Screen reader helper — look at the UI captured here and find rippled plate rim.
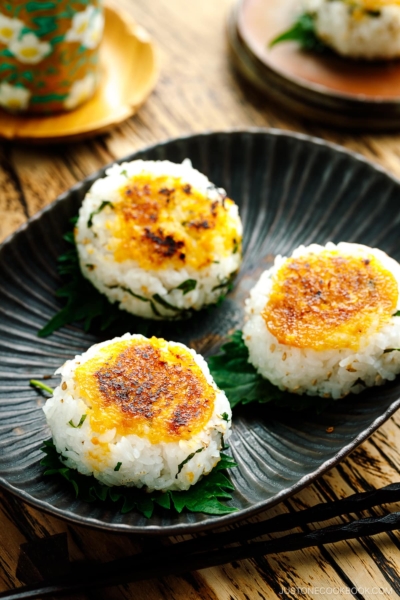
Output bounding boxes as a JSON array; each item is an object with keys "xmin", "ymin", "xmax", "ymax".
[{"xmin": 1, "ymin": 128, "xmax": 400, "ymax": 535}]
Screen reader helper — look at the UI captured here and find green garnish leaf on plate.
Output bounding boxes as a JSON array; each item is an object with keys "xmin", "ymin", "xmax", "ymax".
[
  {"xmin": 169, "ymin": 453, "xmax": 237, "ymax": 515},
  {"xmin": 39, "ymin": 222, "xmax": 225, "ymax": 337},
  {"xmin": 38, "ymin": 224, "xmax": 156, "ymax": 338},
  {"xmin": 207, "ymin": 330, "xmax": 286, "ymax": 408},
  {"xmin": 269, "ymin": 13, "xmax": 328, "ymax": 53},
  {"xmin": 30, "ymin": 379, "xmax": 54, "ymax": 395},
  {"xmin": 40, "ymin": 440, "xmax": 237, "ymax": 518},
  {"xmin": 207, "ymin": 330, "xmax": 333, "ymax": 413}
]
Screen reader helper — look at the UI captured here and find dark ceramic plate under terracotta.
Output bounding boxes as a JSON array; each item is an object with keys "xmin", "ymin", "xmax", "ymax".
[
  {"xmin": 1, "ymin": 130, "xmax": 400, "ymax": 535},
  {"xmin": 228, "ymin": 0, "xmax": 400, "ymax": 130}
]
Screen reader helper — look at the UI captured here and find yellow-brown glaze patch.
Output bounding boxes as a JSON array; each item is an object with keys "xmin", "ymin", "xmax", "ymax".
[
  {"xmin": 262, "ymin": 251, "xmax": 398, "ymax": 351},
  {"xmin": 342, "ymin": 0, "xmax": 400, "ymax": 20},
  {"xmin": 107, "ymin": 174, "xmax": 241, "ymax": 270},
  {"xmin": 347, "ymin": 0, "xmax": 400, "ymax": 9},
  {"xmin": 74, "ymin": 338, "xmax": 216, "ymax": 443}
]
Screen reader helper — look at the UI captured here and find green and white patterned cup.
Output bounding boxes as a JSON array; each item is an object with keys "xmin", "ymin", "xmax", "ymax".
[{"xmin": 0, "ymin": 0, "xmax": 103, "ymax": 114}]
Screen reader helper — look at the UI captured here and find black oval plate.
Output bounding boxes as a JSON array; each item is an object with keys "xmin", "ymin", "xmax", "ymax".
[{"xmin": 1, "ymin": 130, "xmax": 400, "ymax": 535}]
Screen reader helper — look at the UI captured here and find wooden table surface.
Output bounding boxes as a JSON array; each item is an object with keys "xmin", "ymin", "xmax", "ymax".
[{"xmin": 1, "ymin": 0, "xmax": 400, "ymax": 598}]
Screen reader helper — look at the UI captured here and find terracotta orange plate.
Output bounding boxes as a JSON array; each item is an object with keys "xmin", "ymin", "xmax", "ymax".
[
  {"xmin": 0, "ymin": 4, "xmax": 158, "ymax": 143},
  {"xmin": 228, "ymin": 0, "xmax": 400, "ymax": 129}
]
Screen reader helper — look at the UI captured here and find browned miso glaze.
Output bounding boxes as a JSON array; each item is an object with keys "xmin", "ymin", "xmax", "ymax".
[
  {"xmin": 107, "ymin": 174, "xmax": 240, "ymax": 270},
  {"xmin": 75, "ymin": 338, "xmax": 216, "ymax": 444},
  {"xmin": 262, "ymin": 251, "xmax": 398, "ymax": 351}
]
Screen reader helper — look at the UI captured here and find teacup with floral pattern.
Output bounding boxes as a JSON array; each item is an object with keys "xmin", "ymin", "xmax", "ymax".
[{"xmin": 0, "ymin": 0, "xmax": 103, "ymax": 114}]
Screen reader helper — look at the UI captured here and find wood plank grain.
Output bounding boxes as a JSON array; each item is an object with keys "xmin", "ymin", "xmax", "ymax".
[
  {"xmin": 1, "ymin": 0, "xmax": 400, "ymax": 598},
  {"xmin": 0, "ymin": 145, "xmax": 29, "ymax": 242}
]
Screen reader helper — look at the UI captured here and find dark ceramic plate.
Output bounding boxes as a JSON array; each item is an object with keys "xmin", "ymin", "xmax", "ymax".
[{"xmin": 1, "ymin": 130, "xmax": 400, "ymax": 535}]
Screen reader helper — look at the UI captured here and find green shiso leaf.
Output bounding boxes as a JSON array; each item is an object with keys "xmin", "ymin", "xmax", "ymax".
[
  {"xmin": 107, "ymin": 284, "xmax": 149, "ymax": 303},
  {"xmin": 39, "ymin": 220, "xmax": 230, "ymax": 337},
  {"xmin": 152, "ymin": 293, "xmax": 180, "ymax": 312},
  {"xmin": 169, "ymin": 454, "xmax": 237, "ymax": 515},
  {"xmin": 175, "ymin": 279, "xmax": 197, "ymax": 295},
  {"xmin": 68, "ymin": 414, "xmax": 87, "ymax": 428},
  {"xmin": 207, "ymin": 331, "xmax": 333, "ymax": 413},
  {"xmin": 212, "ymin": 272, "xmax": 236, "ymax": 293},
  {"xmin": 154, "ymin": 492, "xmax": 171, "ymax": 510},
  {"xmin": 176, "ymin": 448, "xmax": 204, "ymax": 478},
  {"xmin": 269, "ymin": 13, "xmax": 329, "ymax": 53},
  {"xmin": 40, "ymin": 440, "xmax": 237, "ymax": 518},
  {"xmin": 38, "ymin": 222, "xmax": 160, "ymax": 338},
  {"xmin": 207, "ymin": 330, "xmax": 284, "ymax": 409},
  {"xmin": 87, "ymin": 200, "xmax": 113, "ymax": 228}
]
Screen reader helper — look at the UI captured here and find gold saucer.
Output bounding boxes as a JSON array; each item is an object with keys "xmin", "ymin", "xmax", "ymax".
[{"xmin": 0, "ymin": 4, "xmax": 158, "ymax": 144}]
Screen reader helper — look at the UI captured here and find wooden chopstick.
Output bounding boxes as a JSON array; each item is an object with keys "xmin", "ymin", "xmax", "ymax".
[
  {"xmin": 128, "ymin": 481, "xmax": 400, "ymax": 562},
  {"xmin": 1, "ymin": 483, "xmax": 400, "ymax": 600}
]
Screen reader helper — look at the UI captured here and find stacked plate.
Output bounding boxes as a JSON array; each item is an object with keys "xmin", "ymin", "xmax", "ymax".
[{"xmin": 228, "ymin": 0, "xmax": 400, "ymax": 130}]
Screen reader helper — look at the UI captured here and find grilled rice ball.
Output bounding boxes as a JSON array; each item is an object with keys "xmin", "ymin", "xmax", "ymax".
[
  {"xmin": 43, "ymin": 333, "xmax": 232, "ymax": 491},
  {"xmin": 75, "ymin": 159, "xmax": 243, "ymax": 319},
  {"xmin": 304, "ymin": 0, "xmax": 400, "ymax": 60},
  {"xmin": 243, "ymin": 242, "xmax": 400, "ymax": 399}
]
